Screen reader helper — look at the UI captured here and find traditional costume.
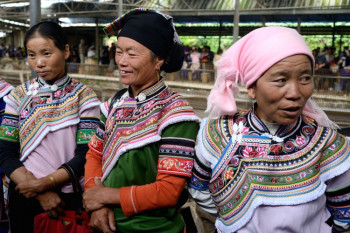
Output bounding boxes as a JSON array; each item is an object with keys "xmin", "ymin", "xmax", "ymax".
[
  {"xmin": 0, "ymin": 80, "xmax": 13, "ymax": 123},
  {"xmin": 84, "ymin": 8, "xmax": 200, "ymax": 233},
  {"xmin": 0, "ymin": 75, "xmax": 100, "ymax": 232},
  {"xmin": 188, "ymin": 27, "xmax": 350, "ymax": 233}
]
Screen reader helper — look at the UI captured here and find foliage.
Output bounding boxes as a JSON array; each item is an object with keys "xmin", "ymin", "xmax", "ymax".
[
  {"xmin": 180, "ymin": 36, "xmax": 234, "ymax": 53},
  {"xmin": 179, "ymin": 34, "xmax": 350, "ymax": 55}
]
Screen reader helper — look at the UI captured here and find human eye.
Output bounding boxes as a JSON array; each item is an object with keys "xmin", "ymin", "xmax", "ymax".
[
  {"xmin": 27, "ymin": 52, "xmax": 35, "ymax": 58},
  {"xmin": 273, "ymin": 77, "xmax": 286, "ymax": 84},
  {"xmin": 116, "ymin": 49, "xmax": 122, "ymax": 55},
  {"xmin": 43, "ymin": 50, "xmax": 52, "ymax": 56},
  {"xmin": 300, "ymin": 75, "xmax": 313, "ymax": 84},
  {"xmin": 128, "ymin": 52, "xmax": 137, "ymax": 57}
]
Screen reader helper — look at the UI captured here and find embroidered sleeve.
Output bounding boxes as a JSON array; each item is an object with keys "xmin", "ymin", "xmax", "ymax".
[
  {"xmin": 88, "ymin": 112, "xmax": 107, "ymax": 156},
  {"xmin": 188, "ymin": 154, "xmax": 212, "ymax": 191},
  {"xmin": 76, "ymin": 107, "xmax": 100, "ymax": 145},
  {"xmin": 326, "ymin": 184, "xmax": 350, "ymax": 226},
  {"xmin": 3, "ymin": 85, "xmax": 22, "ymax": 111},
  {"xmin": 187, "ymin": 118, "xmax": 217, "ymax": 214},
  {"xmin": 326, "ymin": 157, "xmax": 350, "ymax": 227},
  {"xmin": 0, "ymin": 98, "xmax": 6, "ymax": 124},
  {"xmin": 0, "ymin": 80, "xmax": 13, "ymax": 99},
  {"xmin": 157, "ymin": 121, "xmax": 199, "ymax": 177},
  {"xmin": 188, "ymin": 152, "xmax": 217, "ymax": 214},
  {"xmin": 324, "ymin": 132, "xmax": 350, "ymax": 226},
  {"xmin": 188, "ymin": 118, "xmax": 217, "ymax": 191},
  {"xmin": 0, "ymin": 104, "xmax": 22, "ymax": 177},
  {"xmin": 0, "ymin": 105, "xmax": 19, "ymax": 143}
]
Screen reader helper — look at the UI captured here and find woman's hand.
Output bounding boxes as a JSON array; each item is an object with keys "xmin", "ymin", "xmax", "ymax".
[
  {"xmin": 36, "ymin": 191, "xmax": 64, "ymax": 218},
  {"xmin": 90, "ymin": 207, "xmax": 116, "ymax": 233},
  {"xmin": 83, "ymin": 177, "xmax": 107, "ymax": 212},
  {"xmin": 16, "ymin": 177, "xmax": 45, "ymax": 198}
]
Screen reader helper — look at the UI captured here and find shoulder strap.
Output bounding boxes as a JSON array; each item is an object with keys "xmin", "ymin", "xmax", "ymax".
[
  {"xmin": 108, "ymin": 88, "xmax": 128, "ymax": 114},
  {"xmin": 59, "ymin": 163, "xmax": 82, "ymax": 194}
]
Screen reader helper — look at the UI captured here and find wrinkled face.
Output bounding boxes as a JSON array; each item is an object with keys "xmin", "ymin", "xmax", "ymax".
[
  {"xmin": 247, "ymin": 55, "xmax": 314, "ymax": 125},
  {"xmin": 26, "ymin": 35, "xmax": 69, "ymax": 84},
  {"xmin": 115, "ymin": 37, "xmax": 164, "ymax": 96}
]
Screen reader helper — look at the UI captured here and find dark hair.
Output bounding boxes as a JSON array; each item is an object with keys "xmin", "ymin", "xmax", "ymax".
[{"xmin": 24, "ymin": 21, "xmax": 67, "ymax": 51}]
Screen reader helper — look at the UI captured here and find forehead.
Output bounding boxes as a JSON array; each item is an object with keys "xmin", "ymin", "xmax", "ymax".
[
  {"xmin": 117, "ymin": 36, "xmax": 149, "ymax": 51},
  {"xmin": 26, "ymin": 35, "xmax": 55, "ymax": 49},
  {"xmin": 266, "ymin": 55, "xmax": 312, "ymax": 71}
]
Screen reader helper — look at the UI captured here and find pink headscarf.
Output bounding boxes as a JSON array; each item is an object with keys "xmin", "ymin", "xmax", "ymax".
[{"xmin": 207, "ymin": 26, "xmax": 337, "ymax": 129}]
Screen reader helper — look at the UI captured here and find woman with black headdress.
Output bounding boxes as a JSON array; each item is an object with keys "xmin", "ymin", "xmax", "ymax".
[{"xmin": 83, "ymin": 8, "xmax": 200, "ymax": 233}]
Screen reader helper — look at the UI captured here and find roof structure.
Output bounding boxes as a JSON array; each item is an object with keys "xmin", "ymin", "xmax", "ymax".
[{"xmin": 1, "ymin": 0, "xmax": 350, "ymax": 37}]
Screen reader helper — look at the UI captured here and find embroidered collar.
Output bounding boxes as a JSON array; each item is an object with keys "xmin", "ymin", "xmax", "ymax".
[
  {"xmin": 113, "ymin": 78, "xmax": 167, "ymax": 108},
  {"xmin": 27, "ymin": 75, "xmax": 70, "ymax": 96},
  {"xmin": 247, "ymin": 106, "xmax": 301, "ymax": 142}
]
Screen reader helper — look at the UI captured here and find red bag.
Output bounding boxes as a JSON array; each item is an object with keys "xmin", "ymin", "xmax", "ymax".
[
  {"xmin": 34, "ymin": 210, "xmax": 92, "ymax": 233},
  {"xmin": 34, "ymin": 164, "xmax": 93, "ymax": 233}
]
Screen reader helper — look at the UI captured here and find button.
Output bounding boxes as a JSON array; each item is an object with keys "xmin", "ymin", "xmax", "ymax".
[{"xmin": 137, "ymin": 93, "xmax": 146, "ymax": 101}]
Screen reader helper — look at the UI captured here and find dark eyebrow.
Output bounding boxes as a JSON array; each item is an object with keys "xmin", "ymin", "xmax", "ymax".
[
  {"xmin": 271, "ymin": 68, "xmax": 312, "ymax": 77},
  {"xmin": 270, "ymin": 71, "xmax": 288, "ymax": 77},
  {"xmin": 27, "ymin": 47, "xmax": 51, "ymax": 52}
]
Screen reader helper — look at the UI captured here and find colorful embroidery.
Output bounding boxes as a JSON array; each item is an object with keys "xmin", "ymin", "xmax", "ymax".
[
  {"xmin": 89, "ymin": 79, "xmax": 200, "ymax": 181},
  {"xmin": 0, "ymin": 80, "xmax": 13, "ymax": 98},
  {"xmin": 0, "ymin": 113, "xmax": 19, "ymax": 142},
  {"xmin": 76, "ymin": 117, "xmax": 100, "ymax": 144},
  {"xmin": 326, "ymin": 184, "xmax": 350, "ymax": 222},
  {"xmin": 3, "ymin": 76, "xmax": 100, "ymax": 160},
  {"xmin": 158, "ymin": 137, "xmax": 196, "ymax": 177},
  {"xmin": 191, "ymin": 108, "xmax": 350, "ymax": 232}
]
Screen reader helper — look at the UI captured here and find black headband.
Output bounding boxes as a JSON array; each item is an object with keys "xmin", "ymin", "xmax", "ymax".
[{"xmin": 104, "ymin": 8, "xmax": 184, "ymax": 73}]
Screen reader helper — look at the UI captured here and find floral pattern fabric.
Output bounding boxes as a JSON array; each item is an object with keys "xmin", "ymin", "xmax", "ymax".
[
  {"xmin": 0, "ymin": 76, "xmax": 100, "ymax": 161},
  {"xmin": 189, "ymin": 108, "xmax": 350, "ymax": 233},
  {"xmin": 88, "ymin": 79, "xmax": 200, "ymax": 181}
]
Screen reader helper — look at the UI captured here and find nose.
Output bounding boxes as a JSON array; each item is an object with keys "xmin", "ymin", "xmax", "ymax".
[
  {"xmin": 285, "ymin": 82, "xmax": 302, "ymax": 100},
  {"xmin": 36, "ymin": 57, "xmax": 46, "ymax": 68},
  {"xmin": 115, "ymin": 53, "xmax": 126, "ymax": 67}
]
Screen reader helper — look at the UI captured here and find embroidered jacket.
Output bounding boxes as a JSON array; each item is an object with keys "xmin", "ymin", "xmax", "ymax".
[
  {"xmin": 0, "ymin": 80, "xmax": 13, "ymax": 123},
  {"xmin": 88, "ymin": 79, "xmax": 200, "ymax": 181},
  {"xmin": 0, "ymin": 76, "xmax": 100, "ymax": 161},
  {"xmin": 189, "ymin": 108, "xmax": 350, "ymax": 233}
]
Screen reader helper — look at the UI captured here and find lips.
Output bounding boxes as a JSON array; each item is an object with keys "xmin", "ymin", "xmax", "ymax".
[
  {"xmin": 36, "ymin": 71, "xmax": 48, "ymax": 77},
  {"xmin": 280, "ymin": 106, "xmax": 302, "ymax": 118},
  {"xmin": 283, "ymin": 106, "xmax": 301, "ymax": 112},
  {"xmin": 119, "ymin": 70, "xmax": 133, "ymax": 78}
]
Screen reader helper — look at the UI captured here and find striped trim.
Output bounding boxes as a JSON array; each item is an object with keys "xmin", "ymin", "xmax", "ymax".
[
  {"xmin": 3, "ymin": 77, "xmax": 100, "ymax": 160},
  {"xmin": 130, "ymin": 186, "xmax": 138, "ymax": 214},
  {"xmin": 192, "ymin": 110, "xmax": 350, "ymax": 232},
  {"xmin": 0, "ymin": 80, "xmax": 13, "ymax": 98},
  {"xmin": 89, "ymin": 80, "xmax": 200, "ymax": 181}
]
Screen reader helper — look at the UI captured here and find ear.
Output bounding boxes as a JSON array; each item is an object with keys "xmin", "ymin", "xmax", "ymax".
[
  {"xmin": 247, "ymin": 86, "xmax": 256, "ymax": 99},
  {"xmin": 155, "ymin": 57, "xmax": 164, "ymax": 70},
  {"xmin": 64, "ymin": 44, "xmax": 70, "ymax": 60}
]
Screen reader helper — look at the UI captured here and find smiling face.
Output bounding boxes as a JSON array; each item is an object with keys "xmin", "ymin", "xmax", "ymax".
[
  {"xmin": 26, "ymin": 33, "xmax": 69, "ymax": 84},
  {"xmin": 115, "ymin": 37, "xmax": 164, "ymax": 96},
  {"xmin": 247, "ymin": 54, "xmax": 314, "ymax": 125}
]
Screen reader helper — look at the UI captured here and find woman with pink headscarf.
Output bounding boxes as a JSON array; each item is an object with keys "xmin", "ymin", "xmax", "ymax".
[{"xmin": 188, "ymin": 27, "xmax": 350, "ymax": 233}]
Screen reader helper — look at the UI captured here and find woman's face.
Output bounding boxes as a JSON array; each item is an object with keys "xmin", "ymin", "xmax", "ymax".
[
  {"xmin": 115, "ymin": 37, "xmax": 164, "ymax": 96},
  {"xmin": 247, "ymin": 55, "xmax": 314, "ymax": 125},
  {"xmin": 26, "ymin": 34, "xmax": 69, "ymax": 84}
]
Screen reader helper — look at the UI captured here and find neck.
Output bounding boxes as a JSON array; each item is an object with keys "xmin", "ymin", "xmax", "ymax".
[{"xmin": 130, "ymin": 79, "xmax": 159, "ymax": 97}]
